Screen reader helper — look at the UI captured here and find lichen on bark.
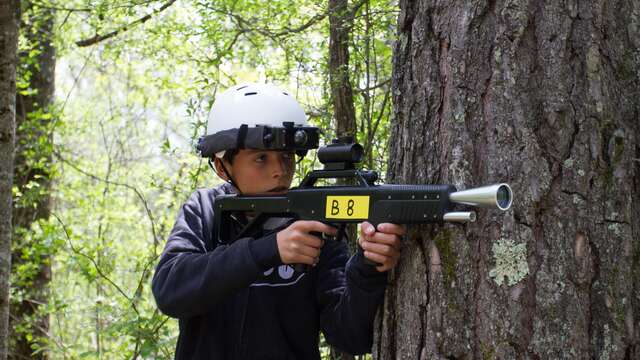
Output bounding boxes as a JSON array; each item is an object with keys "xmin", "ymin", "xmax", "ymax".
[{"xmin": 488, "ymin": 237, "xmax": 529, "ymax": 286}]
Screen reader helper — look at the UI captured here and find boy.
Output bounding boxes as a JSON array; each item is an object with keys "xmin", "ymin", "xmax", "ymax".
[{"xmin": 152, "ymin": 83, "xmax": 405, "ymax": 359}]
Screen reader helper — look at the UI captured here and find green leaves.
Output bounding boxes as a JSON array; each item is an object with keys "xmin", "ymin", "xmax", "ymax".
[{"xmin": 12, "ymin": 0, "xmax": 397, "ymax": 357}]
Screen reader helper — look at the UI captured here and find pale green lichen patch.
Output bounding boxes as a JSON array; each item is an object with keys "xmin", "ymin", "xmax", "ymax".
[
  {"xmin": 489, "ymin": 237, "xmax": 529, "ymax": 286},
  {"xmin": 563, "ymin": 158, "xmax": 574, "ymax": 168},
  {"xmin": 607, "ymin": 223, "xmax": 623, "ymax": 236}
]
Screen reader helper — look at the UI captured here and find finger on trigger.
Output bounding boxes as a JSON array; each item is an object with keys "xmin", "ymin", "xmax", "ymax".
[{"xmin": 309, "ymin": 221, "xmax": 338, "ymax": 236}]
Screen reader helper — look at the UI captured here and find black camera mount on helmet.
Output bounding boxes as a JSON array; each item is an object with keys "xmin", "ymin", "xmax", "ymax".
[{"xmin": 196, "ymin": 122, "xmax": 321, "ymax": 159}]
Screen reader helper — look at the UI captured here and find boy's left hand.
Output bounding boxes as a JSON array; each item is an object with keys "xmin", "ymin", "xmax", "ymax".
[{"xmin": 358, "ymin": 222, "xmax": 406, "ymax": 272}]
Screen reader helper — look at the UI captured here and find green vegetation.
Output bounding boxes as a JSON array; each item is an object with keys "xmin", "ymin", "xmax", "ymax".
[{"xmin": 12, "ymin": 0, "xmax": 398, "ymax": 358}]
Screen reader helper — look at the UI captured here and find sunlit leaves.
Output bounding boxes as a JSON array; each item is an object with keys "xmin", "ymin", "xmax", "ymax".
[{"xmin": 18, "ymin": 0, "xmax": 400, "ymax": 358}]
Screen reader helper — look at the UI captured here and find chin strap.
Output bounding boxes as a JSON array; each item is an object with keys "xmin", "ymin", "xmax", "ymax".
[{"xmin": 208, "ymin": 158, "xmax": 242, "ymax": 195}]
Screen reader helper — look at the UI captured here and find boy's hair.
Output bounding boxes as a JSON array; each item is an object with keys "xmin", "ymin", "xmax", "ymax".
[{"xmin": 221, "ymin": 149, "xmax": 238, "ymax": 164}]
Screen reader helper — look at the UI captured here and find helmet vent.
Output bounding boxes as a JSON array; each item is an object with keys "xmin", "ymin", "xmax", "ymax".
[
  {"xmin": 283, "ymin": 92, "xmax": 289, "ymax": 95},
  {"xmin": 236, "ymin": 85, "xmax": 248, "ymax": 90},
  {"xmin": 244, "ymin": 92, "xmax": 258, "ymax": 96}
]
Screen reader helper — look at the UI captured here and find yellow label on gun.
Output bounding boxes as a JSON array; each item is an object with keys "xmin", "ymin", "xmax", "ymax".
[{"xmin": 325, "ymin": 196, "xmax": 370, "ymax": 219}]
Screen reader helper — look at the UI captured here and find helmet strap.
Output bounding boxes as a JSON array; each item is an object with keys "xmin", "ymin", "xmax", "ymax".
[
  {"xmin": 208, "ymin": 158, "xmax": 243, "ymax": 195},
  {"xmin": 236, "ymin": 124, "xmax": 248, "ymax": 149}
]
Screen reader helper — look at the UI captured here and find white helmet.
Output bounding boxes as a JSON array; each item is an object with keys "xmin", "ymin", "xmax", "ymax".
[{"xmin": 197, "ymin": 83, "xmax": 319, "ymax": 158}]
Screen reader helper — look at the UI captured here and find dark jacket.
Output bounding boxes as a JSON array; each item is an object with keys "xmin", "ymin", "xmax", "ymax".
[{"xmin": 152, "ymin": 183, "xmax": 388, "ymax": 359}]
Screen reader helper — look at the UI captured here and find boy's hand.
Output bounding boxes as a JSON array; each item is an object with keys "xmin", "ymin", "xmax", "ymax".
[
  {"xmin": 358, "ymin": 222, "xmax": 406, "ymax": 272},
  {"xmin": 276, "ymin": 221, "xmax": 337, "ymax": 265}
]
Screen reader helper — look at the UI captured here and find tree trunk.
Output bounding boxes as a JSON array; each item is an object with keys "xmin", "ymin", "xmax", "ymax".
[
  {"xmin": 10, "ymin": 2, "xmax": 55, "ymax": 358},
  {"xmin": 328, "ymin": 1, "xmax": 359, "ymax": 359},
  {"xmin": 329, "ymin": 0, "xmax": 357, "ymax": 140},
  {"xmin": 375, "ymin": 0, "xmax": 639, "ymax": 359},
  {"xmin": 0, "ymin": 0, "xmax": 21, "ymax": 358}
]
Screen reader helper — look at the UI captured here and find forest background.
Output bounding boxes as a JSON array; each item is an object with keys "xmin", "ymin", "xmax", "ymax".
[
  {"xmin": 1, "ymin": 0, "xmax": 639, "ymax": 359},
  {"xmin": 3, "ymin": 0, "xmax": 395, "ymax": 358}
]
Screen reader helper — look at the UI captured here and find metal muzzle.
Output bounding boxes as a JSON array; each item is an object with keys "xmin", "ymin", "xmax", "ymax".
[{"xmin": 449, "ymin": 183, "xmax": 513, "ymax": 211}]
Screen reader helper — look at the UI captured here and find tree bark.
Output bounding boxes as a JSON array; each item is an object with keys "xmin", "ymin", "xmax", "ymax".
[
  {"xmin": 375, "ymin": 0, "xmax": 640, "ymax": 359},
  {"xmin": 10, "ymin": 2, "xmax": 55, "ymax": 358},
  {"xmin": 0, "ymin": 0, "xmax": 20, "ymax": 358},
  {"xmin": 329, "ymin": 0, "xmax": 357, "ymax": 140},
  {"xmin": 328, "ymin": 1, "xmax": 359, "ymax": 359}
]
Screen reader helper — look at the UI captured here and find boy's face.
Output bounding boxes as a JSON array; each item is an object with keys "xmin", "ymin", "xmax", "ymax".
[{"xmin": 220, "ymin": 149, "xmax": 295, "ymax": 195}]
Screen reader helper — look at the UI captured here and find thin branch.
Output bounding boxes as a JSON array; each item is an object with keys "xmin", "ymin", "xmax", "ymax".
[
  {"xmin": 60, "ymin": 48, "xmax": 93, "ymax": 114},
  {"xmin": 204, "ymin": 5, "xmax": 328, "ymax": 40},
  {"xmin": 131, "ymin": 312, "xmax": 170, "ymax": 360},
  {"xmin": 9, "ymin": 312, "xmax": 70, "ymax": 358},
  {"xmin": 31, "ymin": 0, "xmax": 160, "ymax": 12},
  {"xmin": 355, "ymin": 77, "xmax": 391, "ymax": 93},
  {"xmin": 51, "ymin": 213, "xmax": 139, "ymax": 315},
  {"xmin": 53, "ymin": 150, "xmax": 160, "ymax": 246},
  {"xmin": 364, "ymin": 86, "xmax": 390, "ymax": 156},
  {"xmin": 275, "ymin": 11, "xmax": 328, "ymax": 36},
  {"xmin": 30, "ymin": 1, "xmax": 92, "ymax": 12},
  {"xmin": 75, "ymin": 0, "xmax": 177, "ymax": 47},
  {"xmin": 348, "ymin": 0, "xmax": 369, "ymax": 20}
]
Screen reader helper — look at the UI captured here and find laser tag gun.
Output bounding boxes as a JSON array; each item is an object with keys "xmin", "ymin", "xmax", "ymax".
[{"xmin": 210, "ymin": 131, "xmax": 514, "ymax": 259}]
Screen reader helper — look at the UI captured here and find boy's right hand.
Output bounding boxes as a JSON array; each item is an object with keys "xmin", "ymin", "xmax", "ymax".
[{"xmin": 276, "ymin": 221, "xmax": 337, "ymax": 265}]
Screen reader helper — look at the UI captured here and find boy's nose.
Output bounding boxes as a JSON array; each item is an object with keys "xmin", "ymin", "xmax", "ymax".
[
  {"xmin": 272, "ymin": 154, "xmax": 291, "ymax": 178},
  {"xmin": 271, "ymin": 158, "xmax": 284, "ymax": 179}
]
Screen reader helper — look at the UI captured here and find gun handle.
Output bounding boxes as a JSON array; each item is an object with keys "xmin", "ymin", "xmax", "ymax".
[
  {"xmin": 294, "ymin": 228, "xmax": 340, "ymax": 273},
  {"xmin": 292, "ymin": 231, "xmax": 326, "ymax": 273}
]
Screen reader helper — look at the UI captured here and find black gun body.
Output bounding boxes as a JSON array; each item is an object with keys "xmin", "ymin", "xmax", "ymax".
[{"xmin": 214, "ymin": 184, "xmax": 458, "ymax": 227}]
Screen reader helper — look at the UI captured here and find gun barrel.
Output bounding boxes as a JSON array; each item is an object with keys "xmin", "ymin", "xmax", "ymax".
[
  {"xmin": 443, "ymin": 212, "xmax": 476, "ymax": 222},
  {"xmin": 449, "ymin": 183, "xmax": 513, "ymax": 210}
]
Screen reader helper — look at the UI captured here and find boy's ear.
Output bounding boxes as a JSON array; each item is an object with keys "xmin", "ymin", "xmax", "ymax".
[{"xmin": 212, "ymin": 157, "xmax": 229, "ymax": 181}]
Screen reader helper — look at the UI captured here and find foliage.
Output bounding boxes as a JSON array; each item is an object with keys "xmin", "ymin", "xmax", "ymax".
[{"xmin": 12, "ymin": 0, "xmax": 398, "ymax": 358}]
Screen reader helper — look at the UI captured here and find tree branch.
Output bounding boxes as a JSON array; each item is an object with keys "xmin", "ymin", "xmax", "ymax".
[
  {"xmin": 53, "ymin": 150, "xmax": 160, "ymax": 246},
  {"xmin": 75, "ymin": 0, "xmax": 177, "ymax": 47},
  {"xmin": 355, "ymin": 77, "xmax": 391, "ymax": 93},
  {"xmin": 204, "ymin": 5, "xmax": 328, "ymax": 40},
  {"xmin": 51, "ymin": 213, "xmax": 139, "ymax": 315}
]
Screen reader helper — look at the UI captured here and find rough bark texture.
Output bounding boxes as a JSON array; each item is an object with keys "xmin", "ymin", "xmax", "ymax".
[
  {"xmin": 10, "ymin": 2, "xmax": 55, "ymax": 358},
  {"xmin": 375, "ymin": 0, "xmax": 640, "ymax": 359},
  {"xmin": 0, "ymin": 0, "xmax": 20, "ymax": 358},
  {"xmin": 329, "ymin": 0, "xmax": 357, "ymax": 139}
]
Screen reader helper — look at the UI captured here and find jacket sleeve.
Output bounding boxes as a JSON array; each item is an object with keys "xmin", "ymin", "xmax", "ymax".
[
  {"xmin": 151, "ymin": 190, "xmax": 281, "ymax": 319},
  {"xmin": 316, "ymin": 239, "xmax": 388, "ymax": 355}
]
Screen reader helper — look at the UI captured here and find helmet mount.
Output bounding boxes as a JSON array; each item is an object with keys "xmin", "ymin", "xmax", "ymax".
[{"xmin": 197, "ymin": 121, "xmax": 321, "ymax": 158}]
